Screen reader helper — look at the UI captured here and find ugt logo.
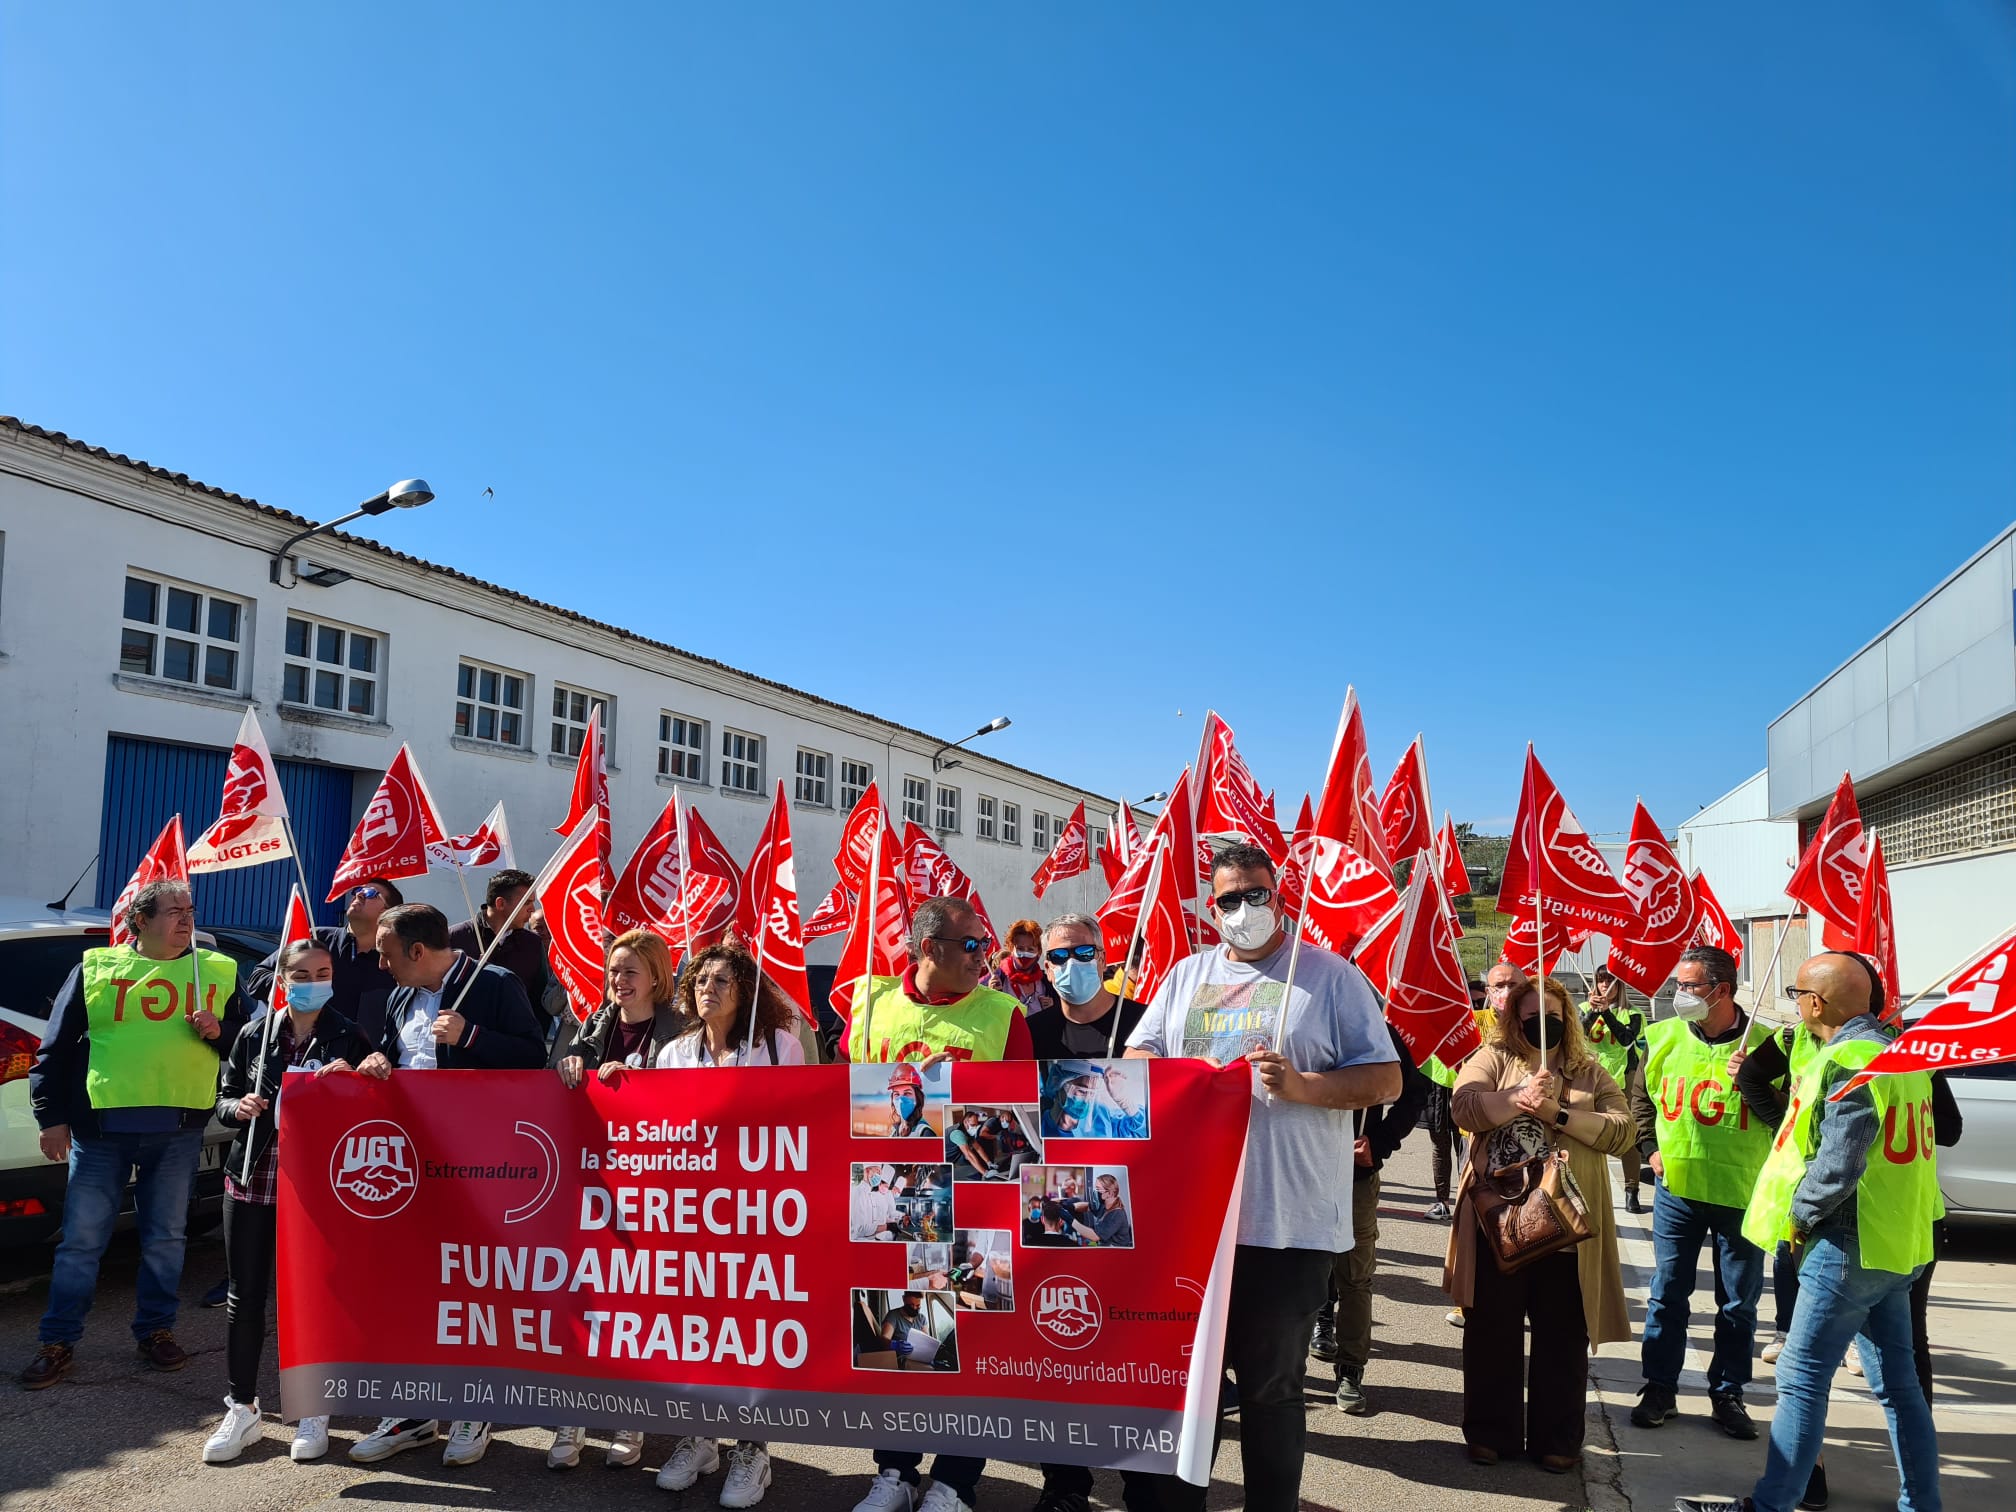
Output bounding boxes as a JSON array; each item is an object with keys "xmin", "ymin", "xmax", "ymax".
[
  {"xmin": 1033, "ymin": 1275, "xmax": 1102, "ymax": 1352},
  {"xmin": 331, "ymin": 1119, "xmax": 419, "ymax": 1218}
]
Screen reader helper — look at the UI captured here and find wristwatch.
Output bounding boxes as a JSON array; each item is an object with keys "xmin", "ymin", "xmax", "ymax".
[{"xmin": 1553, "ymin": 1105, "xmax": 1570, "ymax": 1128}]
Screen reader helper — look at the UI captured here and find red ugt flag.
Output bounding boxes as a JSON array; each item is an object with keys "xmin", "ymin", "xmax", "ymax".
[
  {"xmin": 1690, "ymin": 870, "xmax": 1743, "ymax": 969},
  {"xmin": 831, "ymin": 817, "xmax": 914, "ymax": 1020},
  {"xmin": 326, "ymin": 746, "xmax": 448, "ymax": 901},
  {"xmin": 901, "ymin": 824, "xmax": 998, "ymax": 951},
  {"xmin": 1787, "ymin": 772, "xmax": 1869, "ymax": 951},
  {"xmin": 555, "ymin": 703, "xmax": 608, "ymax": 838},
  {"xmin": 1032, "ymin": 801, "xmax": 1091, "ymax": 899},
  {"xmin": 1497, "ymin": 747, "xmax": 1640, "ymax": 938},
  {"xmin": 1277, "ymin": 794, "xmax": 1316, "ymax": 918},
  {"xmin": 1311, "ymin": 689, "xmax": 1394, "ymax": 884},
  {"xmin": 1132, "ymin": 836, "xmax": 1197, "ymax": 1007},
  {"xmin": 536, "ymin": 808, "xmax": 612, "ymax": 1021},
  {"xmin": 734, "ymin": 784, "xmax": 814, "ymax": 1023},
  {"xmin": 1350, "ymin": 897, "xmax": 1407, "ymax": 998},
  {"xmin": 1195, "ymin": 712, "xmax": 1287, "ymax": 861},
  {"xmin": 1854, "ymin": 836, "xmax": 1901, "ymax": 1022},
  {"xmin": 1833, "ymin": 924, "xmax": 2016, "ymax": 1099},
  {"xmin": 428, "ymin": 801, "xmax": 515, "ymax": 872},
  {"xmin": 1499, "ymin": 914, "xmax": 1590, "ymax": 978},
  {"xmin": 267, "ymin": 887, "xmax": 315, "ymax": 1015},
  {"xmin": 1378, "ymin": 736, "xmax": 1435, "ymax": 864},
  {"xmin": 188, "ymin": 709, "xmax": 293, "ymax": 872},
  {"xmin": 1387, "ymin": 852, "xmax": 1482, "ymax": 1068},
  {"xmin": 1606, "ymin": 801, "xmax": 1701, "ymax": 995},
  {"xmin": 110, "ymin": 816, "xmax": 190, "ymax": 947},
  {"xmin": 805, "ymin": 785, "xmax": 884, "ymax": 940}
]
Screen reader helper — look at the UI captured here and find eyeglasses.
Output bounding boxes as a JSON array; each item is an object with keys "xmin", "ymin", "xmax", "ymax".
[
  {"xmin": 1212, "ymin": 885, "xmax": 1274, "ymax": 912},
  {"xmin": 1045, "ymin": 945, "xmax": 1099, "ymax": 965},
  {"xmin": 930, "ymin": 935, "xmax": 989, "ymax": 955},
  {"xmin": 1783, "ymin": 986, "xmax": 1827, "ymax": 1007},
  {"xmin": 158, "ymin": 908, "xmax": 196, "ymax": 923},
  {"xmin": 349, "ymin": 887, "xmax": 384, "ymax": 901}
]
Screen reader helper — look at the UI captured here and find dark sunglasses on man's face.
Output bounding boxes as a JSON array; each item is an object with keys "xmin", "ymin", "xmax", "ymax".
[
  {"xmin": 930, "ymin": 934, "xmax": 989, "ymax": 955},
  {"xmin": 1045, "ymin": 945, "xmax": 1099, "ymax": 965},
  {"xmin": 349, "ymin": 887, "xmax": 383, "ymax": 902},
  {"xmin": 1212, "ymin": 885, "xmax": 1274, "ymax": 912}
]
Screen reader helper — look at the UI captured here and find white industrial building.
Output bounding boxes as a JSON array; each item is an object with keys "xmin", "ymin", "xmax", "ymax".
[
  {"xmin": 0, "ymin": 417, "xmax": 1114, "ymax": 960},
  {"xmin": 1675, "ymin": 771, "xmax": 1804, "ymax": 1002}
]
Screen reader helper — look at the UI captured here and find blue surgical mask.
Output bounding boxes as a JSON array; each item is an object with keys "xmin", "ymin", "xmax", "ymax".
[
  {"xmin": 898, "ymin": 1093, "xmax": 920, "ymax": 1120},
  {"xmin": 285, "ymin": 981, "xmax": 335, "ymax": 1013},
  {"xmin": 1051, "ymin": 958, "xmax": 1102, "ymax": 1005},
  {"xmin": 1061, "ymin": 1092, "xmax": 1091, "ymax": 1123}
]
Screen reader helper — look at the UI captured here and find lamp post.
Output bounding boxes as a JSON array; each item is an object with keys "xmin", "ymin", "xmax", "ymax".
[
  {"xmin": 269, "ymin": 478, "xmax": 436, "ymax": 586},
  {"xmin": 931, "ymin": 716, "xmax": 1011, "ymax": 773}
]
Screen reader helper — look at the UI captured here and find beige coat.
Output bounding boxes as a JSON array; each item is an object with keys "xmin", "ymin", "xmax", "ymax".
[{"xmin": 1442, "ymin": 1044, "xmax": 1634, "ymax": 1348}]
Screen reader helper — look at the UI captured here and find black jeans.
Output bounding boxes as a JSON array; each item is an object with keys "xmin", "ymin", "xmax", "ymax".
[
  {"xmin": 1909, "ymin": 1219, "xmax": 1943, "ymax": 1403},
  {"xmin": 223, "ymin": 1196, "xmax": 278, "ymax": 1404},
  {"xmin": 875, "ymin": 1451, "xmax": 985, "ymax": 1503},
  {"xmin": 1038, "ymin": 1461, "xmax": 1170, "ymax": 1510},
  {"xmin": 1462, "ymin": 1242, "xmax": 1588, "ymax": 1460},
  {"xmin": 1162, "ymin": 1243, "xmax": 1334, "ymax": 1512}
]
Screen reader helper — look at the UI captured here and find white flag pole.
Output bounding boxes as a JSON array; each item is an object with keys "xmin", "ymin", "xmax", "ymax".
[
  {"xmin": 445, "ymin": 817, "xmax": 577, "ymax": 1021},
  {"xmin": 1268, "ymin": 697, "xmax": 1355, "ymax": 1056},
  {"xmin": 857, "ymin": 816, "xmax": 887, "ymax": 1062},
  {"xmin": 240, "ymin": 883, "xmax": 304, "ymax": 1185},
  {"xmin": 1109, "ymin": 835, "xmax": 1166, "ymax": 1058},
  {"xmin": 453, "ymin": 867, "xmax": 483, "ymax": 940},
  {"xmin": 1736, "ymin": 905, "xmax": 1804, "ymax": 1042}
]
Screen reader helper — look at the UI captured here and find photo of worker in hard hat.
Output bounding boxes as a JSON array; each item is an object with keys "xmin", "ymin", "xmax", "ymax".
[
  {"xmin": 1039, "ymin": 1058, "xmax": 1150, "ymax": 1140},
  {"xmin": 851, "ymin": 1288, "xmax": 959, "ymax": 1373},
  {"xmin": 849, "ymin": 1059, "xmax": 951, "ymax": 1138},
  {"xmin": 849, "ymin": 1162, "xmax": 954, "ymax": 1243}
]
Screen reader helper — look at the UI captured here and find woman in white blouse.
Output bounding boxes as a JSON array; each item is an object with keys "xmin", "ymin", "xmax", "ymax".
[{"xmin": 656, "ymin": 942, "xmax": 806, "ymax": 1070}]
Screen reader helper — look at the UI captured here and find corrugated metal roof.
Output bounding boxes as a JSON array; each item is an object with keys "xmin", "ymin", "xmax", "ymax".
[{"xmin": 0, "ymin": 415, "xmax": 1113, "ymax": 806}]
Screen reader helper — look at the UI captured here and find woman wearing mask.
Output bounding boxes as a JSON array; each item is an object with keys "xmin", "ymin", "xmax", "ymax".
[
  {"xmin": 984, "ymin": 918, "xmax": 1060, "ymax": 1017},
  {"xmin": 651, "ymin": 942, "xmax": 800, "ymax": 1507},
  {"xmin": 1444, "ymin": 975, "xmax": 1633, "ymax": 1472},
  {"xmin": 201, "ymin": 940, "xmax": 371, "ymax": 1465}
]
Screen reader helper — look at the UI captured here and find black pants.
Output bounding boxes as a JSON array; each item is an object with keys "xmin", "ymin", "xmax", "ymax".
[
  {"xmin": 224, "ymin": 1196, "xmax": 278, "ymax": 1404},
  {"xmin": 1038, "ymin": 1461, "xmax": 1170, "ymax": 1510},
  {"xmin": 1462, "ymin": 1241, "xmax": 1588, "ymax": 1460},
  {"xmin": 1426, "ymin": 1086, "xmax": 1460, "ymax": 1203},
  {"xmin": 1161, "ymin": 1243, "xmax": 1333, "ymax": 1512},
  {"xmin": 875, "ymin": 1451, "xmax": 985, "ymax": 1503},
  {"xmin": 1909, "ymin": 1219, "xmax": 1943, "ymax": 1403}
]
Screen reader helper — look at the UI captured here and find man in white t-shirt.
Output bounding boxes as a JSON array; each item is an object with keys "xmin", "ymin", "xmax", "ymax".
[{"xmin": 1127, "ymin": 844, "xmax": 1400, "ymax": 1512}]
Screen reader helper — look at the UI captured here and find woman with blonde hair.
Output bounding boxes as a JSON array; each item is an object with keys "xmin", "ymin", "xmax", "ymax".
[
  {"xmin": 984, "ymin": 918, "xmax": 1059, "ymax": 1016},
  {"xmin": 1445, "ymin": 973, "xmax": 1632, "ymax": 1472}
]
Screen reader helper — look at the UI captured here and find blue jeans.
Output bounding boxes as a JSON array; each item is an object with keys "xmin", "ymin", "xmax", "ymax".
[
  {"xmin": 39, "ymin": 1128, "xmax": 204, "ymax": 1347},
  {"xmin": 1641, "ymin": 1182, "xmax": 1765, "ymax": 1395},
  {"xmin": 1754, "ymin": 1228, "xmax": 1939, "ymax": 1512}
]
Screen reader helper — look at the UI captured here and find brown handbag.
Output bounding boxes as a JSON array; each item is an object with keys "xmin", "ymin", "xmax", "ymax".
[{"xmin": 1468, "ymin": 1118, "xmax": 1594, "ymax": 1274}]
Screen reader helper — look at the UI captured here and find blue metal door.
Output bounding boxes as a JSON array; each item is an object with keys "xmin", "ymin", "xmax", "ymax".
[{"xmin": 95, "ymin": 735, "xmax": 356, "ymax": 929}]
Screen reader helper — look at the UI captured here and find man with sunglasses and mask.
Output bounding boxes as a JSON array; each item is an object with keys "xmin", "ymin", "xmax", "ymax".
[
  {"xmin": 842, "ymin": 897, "xmax": 1031, "ymax": 1512},
  {"xmin": 1027, "ymin": 913, "xmax": 1147, "ymax": 1063},
  {"xmin": 1126, "ymin": 844, "xmax": 1401, "ymax": 1512}
]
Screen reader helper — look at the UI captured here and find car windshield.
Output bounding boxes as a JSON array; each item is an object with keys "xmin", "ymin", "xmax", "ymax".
[{"xmin": 0, "ymin": 931, "xmax": 106, "ymax": 1023}]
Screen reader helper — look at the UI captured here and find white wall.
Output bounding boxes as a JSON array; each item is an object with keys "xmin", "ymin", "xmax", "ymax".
[
  {"xmin": 1676, "ymin": 770, "xmax": 1800, "ymax": 918},
  {"xmin": 1890, "ymin": 848, "xmax": 2016, "ymax": 997}
]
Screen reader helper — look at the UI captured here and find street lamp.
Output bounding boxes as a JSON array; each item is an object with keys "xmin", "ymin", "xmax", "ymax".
[
  {"xmin": 1136, "ymin": 790, "xmax": 1170, "ymax": 806},
  {"xmin": 932, "ymin": 716, "xmax": 1012, "ymax": 772},
  {"xmin": 270, "ymin": 478, "xmax": 436, "ymax": 586}
]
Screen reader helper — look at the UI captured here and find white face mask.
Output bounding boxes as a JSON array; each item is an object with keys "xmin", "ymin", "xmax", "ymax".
[
  {"xmin": 1672, "ymin": 988, "xmax": 1710, "ymax": 1022},
  {"xmin": 1218, "ymin": 902, "xmax": 1278, "ymax": 951}
]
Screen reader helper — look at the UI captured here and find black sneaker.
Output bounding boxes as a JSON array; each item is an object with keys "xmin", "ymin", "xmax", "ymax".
[
  {"xmin": 1799, "ymin": 1461, "xmax": 1829, "ymax": 1510},
  {"xmin": 1334, "ymin": 1373, "xmax": 1369, "ymax": 1415},
  {"xmin": 200, "ymin": 1276, "xmax": 231, "ymax": 1309},
  {"xmin": 1309, "ymin": 1311, "xmax": 1339, "ymax": 1363},
  {"xmin": 1033, "ymin": 1490, "xmax": 1090, "ymax": 1512},
  {"xmin": 1674, "ymin": 1499, "xmax": 1749, "ymax": 1512},
  {"xmin": 1632, "ymin": 1382, "xmax": 1679, "ymax": 1428},
  {"xmin": 1709, "ymin": 1391, "xmax": 1758, "ymax": 1440}
]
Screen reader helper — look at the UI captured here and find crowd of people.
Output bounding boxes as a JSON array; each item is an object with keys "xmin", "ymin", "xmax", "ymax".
[{"xmin": 19, "ymin": 845, "xmax": 1952, "ymax": 1512}]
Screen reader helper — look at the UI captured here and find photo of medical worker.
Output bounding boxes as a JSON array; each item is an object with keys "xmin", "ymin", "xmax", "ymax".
[
  {"xmin": 944, "ymin": 1103, "xmax": 1043, "ymax": 1181},
  {"xmin": 1039, "ymin": 1059, "xmax": 1150, "ymax": 1140},
  {"xmin": 1019, "ymin": 1165, "xmax": 1135, "ymax": 1249},
  {"xmin": 848, "ymin": 1163, "xmax": 954, "ymax": 1243},
  {"xmin": 850, "ymin": 1060, "xmax": 952, "ymax": 1139},
  {"xmin": 851, "ymin": 1288, "xmax": 959, "ymax": 1372}
]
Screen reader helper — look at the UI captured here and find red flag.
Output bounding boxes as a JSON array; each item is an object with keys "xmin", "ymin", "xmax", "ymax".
[
  {"xmin": 1350, "ymin": 896, "xmax": 1407, "ymax": 997},
  {"xmin": 805, "ymin": 785, "xmax": 883, "ymax": 940},
  {"xmin": 1606, "ymin": 801, "xmax": 1702, "ymax": 995},
  {"xmin": 1834, "ymin": 924, "xmax": 2016, "ymax": 1099},
  {"xmin": 607, "ymin": 797, "xmax": 680, "ymax": 941},
  {"xmin": 1162, "ymin": 766, "xmax": 1210, "ymax": 888},
  {"xmin": 1133, "ymin": 837, "xmax": 1196, "ymax": 1007},
  {"xmin": 607, "ymin": 799, "xmax": 740, "ymax": 955},
  {"xmin": 677, "ymin": 807, "xmax": 744, "ymax": 956},
  {"xmin": 1378, "ymin": 736, "xmax": 1435, "ymax": 864},
  {"xmin": 1277, "ymin": 794, "xmax": 1316, "ymax": 918},
  {"xmin": 1032, "ymin": 800, "xmax": 1091, "ymax": 899},
  {"xmin": 555, "ymin": 704, "xmax": 608, "ymax": 838},
  {"xmin": 1497, "ymin": 747, "xmax": 1639, "ymax": 938},
  {"xmin": 1195, "ymin": 712, "xmax": 1287, "ymax": 861},
  {"xmin": 1099, "ymin": 801, "xmax": 1145, "ymax": 889},
  {"xmin": 267, "ymin": 887, "xmax": 315, "ymax": 1015},
  {"xmin": 535, "ymin": 809, "xmax": 610, "ymax": 1021},
  {"xmin": 734, "ymin": 784, "xmax": 814, "ymax": 1023},
  {"xmin": 831, "ymin": 816, "xmax": 914, "ymax": 1020},
  {"xmin": 1499, "ymin": 914, "xmax": 1590, "ymax": 977},
  {"xmin": 188, "ymin": 709, "xmax": 293, "ymax": 872},
  {"xmin": 1787, "ymin": 773, "xmax": 1869, "ymax": 951},
  {"xmin": 1297, "ymin": 836, "xmax": 1400, "ymax": 958},
  {"xmin": 1690, "ymin": 870, "xmax": 1743, "ymax": 969},
  {"xmin": 1310, "ymin": 689, "xmax": 1394, "ymax": 883},
  {"xmin": 1854, "ymin": 836, "xmax": 1901, "ymax": 1022},
  {"xmin": 427, "ymin": 802, "xmax": 515, "ymax": 872},
  {"xmin": 1387, "ymin": 853, "xmax": 1480, "ymax": 1067},
  {"xmin": 326, "ymin": 746, "xmax": 449, "ymax": 901},
  {"xmin": 110, "ymin": 816, "xmax": 189, "ymax": 947},
  {"xmin": 901, "ymin": 824, "xmax": 998, "ymax": 950},
  {"xmin": 1434, "ymin": 814, "xmax": 1471, "ymax": 901}
]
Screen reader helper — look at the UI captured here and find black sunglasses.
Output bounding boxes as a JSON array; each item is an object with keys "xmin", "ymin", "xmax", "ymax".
[
  {"xmin": 1045, "ymin": 945, "xmax": 1099, "ymax": 965},
  {"xmin": 930, "ymin": 934, "xmax": 989, "ymax": 955},
  {"xmin": 349, "ymin": 886, "xmax": 384, "ymax": 901},
  {"xmin": 1212, "ymin": 885, "xmax": 1274, "ymax": 912}
]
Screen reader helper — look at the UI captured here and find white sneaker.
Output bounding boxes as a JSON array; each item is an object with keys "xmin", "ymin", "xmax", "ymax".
[
  {"xmin": 1445, "ymin": 1308, "xmax": 1466, "ymax": 1328},
  {"xmin": 1759, "ymin": 1332, "xmax": 1784, "ymax": 1365},
  {"xmin": 349, "ymin": 1417, "xmax": 438, "ymax": 1463},
  {"xmin": 852, "ymin": 1470, "xmax": 918, "ymax": 1512},
  {"xmin": 918, "ymin": 1482, "xmax": 973, "ymax": 1512},
  {"xmin": 607, "ymin": 1428, "xmax": 646, "ymax": 1467},
  {"xmin": 548, "ymin": 1425, "xmax": 586, "ymax": 1469},
  {"xmin": 658, "ymin": 1436, "xmax": 721, "ymax": 1490},
  {"xmin": 442, "ymin": 1420, "xmax": 492, "ymax": 1468},
  {"xmin": 1846, "ymin": 1343, "xmax": 1864, "ymax": 1377},
  {"xmin": 202, "ymin": 1397, "xmax": 264, "ymax": 1463},
  {"xmin": 720, "ymin": 1442, "xmax": 772, "ymax": 1507},
  {"xmin": 291, "ymin": 1415, "xmax": 330, "ymax": 1462}
]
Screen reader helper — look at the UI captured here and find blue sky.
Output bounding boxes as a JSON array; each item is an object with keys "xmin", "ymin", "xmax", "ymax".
[{"xmin": 5, "ymin": 3, "xmax": 2011, "ymax": 838}]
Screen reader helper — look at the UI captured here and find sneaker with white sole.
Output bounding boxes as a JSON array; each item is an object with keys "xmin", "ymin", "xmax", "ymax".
[
  {"xmin": 607, "ymin": 1429, "xmax": 645, "ymax": 1467},
  {"xmin": 720, "ymin": 1442, "xmax": 772, "ymax": 1507},
  {"xmin": 1445, "ymin": 1309, "xmax": 1465, "ymax": 1328},
  {"xmin": 442, "ymin": 1420, "xmax": 492, "ymax": 1468},
  {"xmin": 291, "ymin": 1416, "xmax": 330, "ymax": 1462},
  {"xmin": 918, "ymin": 1481, "xmax": 974, "ymax": 1512},
  {"xmin": 852, "ymin": 1469, "xmax": 919, "ymax": 1512},
  {"xmin": 1845, "ymin": 1343, "xmax": 1863, "ymax": 1377},
  {"xmin": 658, "ymin": 1436, "xmax": 722, "ymax": 1490},
  {"xmin": 548, "ymin": 1425, "xmax": 585, "ymax": 1469},
  {"xmin": 202, "ymin": 1397, "xmax": 265, "ymax": 1463},
  {"xmin": 1761, "ymin": 1334, "xmax": 1785, "ymax": 1365},
  {"xmin": 349, "ymin": 1417, "xmax": 438, "ymax": 1462}
]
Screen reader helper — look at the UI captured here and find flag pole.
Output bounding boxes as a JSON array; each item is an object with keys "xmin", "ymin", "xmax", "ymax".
[
  {"xmin": 279, "ymin": 815, "xmax": 317, "ymax": 920},
  {"xmin": 1736, "ymin": 909, "xmax": 1804, "ymax": 1041},
  {"xmin": 453, "ymin": 868, "xmax": 483, "ymax": 939},
  {"xmin": 1268, "ymin": 697, "xmax": 1355, "ymax": 1057},
  {"xmin": 1109, "ymin": 835, "xmax": 1166, "ymax": 1058},
  {"xmin": 1528, "ymin": 747, "xmax": 1549, "ymax": 1068},
  {"xmin": 1889, "ymin": 930, "xmax": 2009, "ymax": 1021},
  {"xmin": 241, "ymin": 883, "xmax": 303, "ymax": 1184},
  {"xmin": 674, "ymin": 787, "xmax": 693, "ymax": 975},
  {"xmin": 445, "ymin": 820, "xmax": 578, "ymax": 1021},
  {"xmin": 742, "ymin": 791, "xmax": 775, "ymax": 1063},
  {"xmin": 857, "ymin": 816, "xmax": 887, "ymax": 1062}
]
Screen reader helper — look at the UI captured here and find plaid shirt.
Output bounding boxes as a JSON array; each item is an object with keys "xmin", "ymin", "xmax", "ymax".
[{"xmin": 224, "ymin": 1016, "xmax": 309, "ymax": 1206}]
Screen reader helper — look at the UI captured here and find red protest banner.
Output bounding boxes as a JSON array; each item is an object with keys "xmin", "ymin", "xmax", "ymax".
[{"xmin": 278, "ymin": 1059, "xmax": 1245, "ymax": 1480}]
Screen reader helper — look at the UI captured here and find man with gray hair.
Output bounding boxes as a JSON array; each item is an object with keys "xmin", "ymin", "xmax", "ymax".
[
  {"xmin": 1026, "ymin": 912, "xmax": 1148, "ymax": 1062},
  {"xmin": 23, "ymin": 880, "xmax": 247, "ymax": 1389}
]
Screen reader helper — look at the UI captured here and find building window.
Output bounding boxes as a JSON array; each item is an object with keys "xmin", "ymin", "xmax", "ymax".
[
  {"xmin": 935, "ymin": 785, "xmax": 961, "ymax": 834},
  {"xmin": 902, "ymin": 776, "xmax": 930, "ymax": 826},
  {"xmin": 658, "ymin": 712, "xmax": 706, "ymax": 782},
  {"xmin": 722, "ymin": 728, "xmax": 764, "ymax": 794},
  {"xmin": 796, "ymin": 748, "xmax": 831, "ymax": 806},
  {"xmin": 976, "ymin": 794, "xmax": 997, "ymax": 841},
  {"xmin": 1033, "ymin": 811, "xmax": 1050, "ymax": 853},
  {"xmin": 550, "ymin": 685, "xmax": 609, "ymax": 758},
  {"xmin": 1001, "ymin": 802, "xmax": 1021, "ymax": 847},
  {"xmin": 120, "ymin": 572, "xmax": 246, "ymax": 692},
  {"xmin": 455, "ymin": 659, "xmax": 527, "ymax": 746},
  {"xmin": 283, "ymin": 614, "xmax": 381, "ymax": 718},
  {"xmin": 1091, "ymin": 825, "xmax": 1108, "ymax": 855},
  {"xmin": 840, "ymin": 759, "xmax": 874, "ymax": 812}
]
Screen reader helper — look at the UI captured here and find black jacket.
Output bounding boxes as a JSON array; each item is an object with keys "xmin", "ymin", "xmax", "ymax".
[
  {"xmin": 215, "ymin": 1006, "xmax": 373, "ymax": 1176},
  {"xmin": 1354, "ymin": 1023, "xmax": 1435, "ymax": 1171},
  {"xmin": 1734, "ymin": 1023, "xmax": 1963, "ymax": 1146},
  {"xmin": 30, "ymin": 950, "xmax": 249, "ymax": 1136},
  {"xmin": 448, "ymin": 919, "xmax": 552, "ymax": 1029},
  {"xmin": 553, "ymin": 999, "xmax": 692, "ymax": 1071},
  {"xmin": 246, "ymin": 926, "xmax": 396, "ymax": 1046},
  {"xmin": 374, "ymin": 952, "xmax": 548, "ymax": 1069}
]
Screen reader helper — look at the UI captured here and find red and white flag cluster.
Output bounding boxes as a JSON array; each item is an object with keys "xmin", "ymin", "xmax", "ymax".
[{"xmin": 188, "ymin": 710, "xmax": 293, "ymax": 873}]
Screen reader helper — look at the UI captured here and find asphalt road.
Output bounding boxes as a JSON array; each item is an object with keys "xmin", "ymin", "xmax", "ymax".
[{"xmin": 2, "ymin": 1142, "xmax": 2008, "ymax": 1511}]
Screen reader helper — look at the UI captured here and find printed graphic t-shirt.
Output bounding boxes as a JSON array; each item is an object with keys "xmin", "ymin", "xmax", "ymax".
[{"xmin": 1128, "ymin": 938, "xmax": 1396, "ymax": 1252}]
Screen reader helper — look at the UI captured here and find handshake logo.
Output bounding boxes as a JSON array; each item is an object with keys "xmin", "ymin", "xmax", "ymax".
[
  {"xmin": 331, "ymin": 1120, "xmax": 419, "ymax": 1218},
  {"xmin": 1033, "ymin": 1277, "xmax": 1103, "ymax": 1352}
]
